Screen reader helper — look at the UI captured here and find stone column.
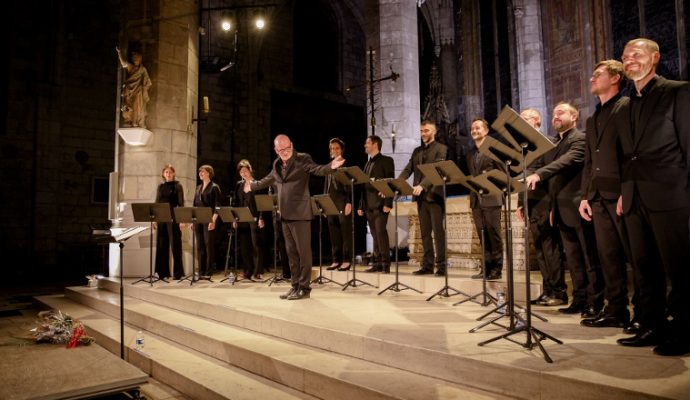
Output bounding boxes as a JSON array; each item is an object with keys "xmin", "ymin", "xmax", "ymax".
[
  {"xmin": 110, "ymin": 0, "xmax": 199, "ymax": 277},
  {"xmin": 513, "ymin": 0, "xmax": 548, "ymax": 119},
  {"xmin": 377, "ymin": 0, "xmax": 421, "ymax": 174}
]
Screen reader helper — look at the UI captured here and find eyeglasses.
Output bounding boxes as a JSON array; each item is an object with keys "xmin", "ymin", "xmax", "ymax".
[{"xmin": 275, "ymin": 145, "xmax": 292, "ymax": 154}]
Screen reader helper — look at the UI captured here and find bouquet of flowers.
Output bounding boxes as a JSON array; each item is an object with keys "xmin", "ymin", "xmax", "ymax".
[{"xmin": 31, "ymin": 310, "xmax": 95, "ymax": 348}]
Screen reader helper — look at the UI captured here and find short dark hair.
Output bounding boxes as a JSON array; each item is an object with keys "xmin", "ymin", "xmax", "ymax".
[
  {"xmin": 471, "ymin": 118, "xmax": 489, "ymax": 130},
  {"xmin": 329, "ymin": 137, "xmax": 345, "ymax": 151},
  {"xmin": 367, "ymin": 135, "xmax": 383, "ymax": 151}
]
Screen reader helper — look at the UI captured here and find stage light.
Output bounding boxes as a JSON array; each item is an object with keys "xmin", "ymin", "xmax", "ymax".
[
  {"xmin": 253, "ymin": 8, "xmax": 266, "ymax": 30},
  {"xmin": 221, "ymin": 10, "xmax": 234, "ymax": 32},
  {"xmin": 255, "ymin": 18, "xmax": 265, "ymax": 29}
]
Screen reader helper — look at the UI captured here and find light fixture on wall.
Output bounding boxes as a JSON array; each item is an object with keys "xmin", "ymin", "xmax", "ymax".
[
  {"xmin": 221, "ymin": 10, "xmax": 235, "ymax": 31},
  {"xmin": 253, "ymin": 8, "xmax": 266, "ymax": 30}
]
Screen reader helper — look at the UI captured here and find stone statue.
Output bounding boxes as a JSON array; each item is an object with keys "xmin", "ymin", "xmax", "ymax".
[{"xmin": 116, "ymin": 46, "xmax": 152, "ymax": 128}]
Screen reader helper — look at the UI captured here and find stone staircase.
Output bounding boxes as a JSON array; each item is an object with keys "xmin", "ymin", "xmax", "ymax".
[{"xmin": 34, "ymin": 273, "xmax": 684, "ymax": 400}]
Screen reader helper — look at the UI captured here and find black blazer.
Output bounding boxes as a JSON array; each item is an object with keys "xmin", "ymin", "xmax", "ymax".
[
  {"xmin": 614, "ymin": 76, "xmax": 690, "ymax": 212},
  {"xmin": 535, "ymin": 127, "xmax": 586, "ymax": 228},
  {"xmin": 466, "ymin": 146, "xmax": 503, "ymax": 208},
  {"xmin": 360, "ymin": 153, "xmax": 395, "ymax": 211},
  {"xmin": 582, "ymin": 95, "xmax": 627, "ymax": 201},
  {"xmin": 398, "ymin": 141, "xmax": 448, "ymax": 202},
  {"xmin": 232, "ymin": 180, "xmax": 263, "ymax": 221},
  {"xmin": 252, "ymin": 152, "xmax": 334, "ymax": 221},
  {"xmin": 324, "ymin": 160, "xmax": 351, "ymax": 211},
  {"xmin": 193, "ymin": 181, "xmax": 222, "ymax": 212}
]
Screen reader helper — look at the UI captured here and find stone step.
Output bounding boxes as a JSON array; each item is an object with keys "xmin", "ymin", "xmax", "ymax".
[
  {"xmin": 35, "ymin": 294, "xmax": 318, "ymax": 400},
  {"xmin": 45, "ymin": 288, "xmax": 512, "ymax": 400},
  {"xmin": 91, "ymin": 278, "xmax": 673, "ymax": 400}
]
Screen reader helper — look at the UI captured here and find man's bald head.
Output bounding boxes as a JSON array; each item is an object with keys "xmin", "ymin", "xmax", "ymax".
[{"xmin": 274, "ymin": 134, "xmax": 294, "ymax": 161}]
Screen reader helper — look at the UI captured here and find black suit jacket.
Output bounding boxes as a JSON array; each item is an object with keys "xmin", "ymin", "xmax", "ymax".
[
  {"xmin": 614, "ymin": 76, "xmax": 690, "ymax": 212},
  {"xmin": 582, "ymin": 95, "xmax": 627, "ymax": 201},
  {"xmin": 466, "ymin": 145, "xmax": 503, "ymax": 208},
  {"xmin": 360, "ymin": 153, "xmax": 395, "ymax": 211},
  {"xmin": 398, "ymin": 141, "xmax": 448, "ymax": 202},
  {"xmin": 252, "ymin": 152, "xmax": 333, "ymax": 221},
  {"xmin": 535, "ymin": 127, "xmax": 586, "ymax": 228}
]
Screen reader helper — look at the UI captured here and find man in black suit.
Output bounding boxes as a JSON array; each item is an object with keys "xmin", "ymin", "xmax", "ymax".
[
  {"xmin": 517, "ymin": 108, "xmax": 567, "ymax": 306},
  {"xmin": 357, "ymin": 135, "xmax": 395, "ymax": 273},
  {"xmin": 399, "ymin": 120, "xmax": 449, "ymax": 276},
  {"xmin": 466, "ymin": 118, "xmax": 504, "ymax": 280},
  {"xmin": 578, "ymin": 60, "xmax": 635, "ymax": 329},
  {"xmin": 614, "ymin": 38, "xmax": 690, "ymax": 356},
  {"xmin": 525, "ymin": 102, "xmax": 603, "ymax": 318},
  {"xmin": 324, "ymin": 138, "xmax": 352, "ymax": 271},
  {"xmin": 248, "ymin": 134, "xmax": 344, "ymax": 300}
]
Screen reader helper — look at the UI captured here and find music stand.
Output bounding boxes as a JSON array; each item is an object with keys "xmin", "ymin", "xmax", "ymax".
[
  {"xmin": 474, "ymin": 110, "xmax": 561, "ymax": 363},
  {"xmin": 310, "ymin": 195, "xmax": 343, "ymax": 286},
  {"xmin": 255, "ymin": 193, "xmax": 285, "ymax": 286},
  {"xmin": 217, "ymin": 207, "xmax": 255, "ymax": 283},
  {"xmin": 93, "ymin": 226, "xmax": 148, "ymax": 359},
  {"xmin": 451, "ymin": 176, "xmax": 503, "ymax": 307},
  {"xmin": 370, "ymin": 178, "xmax": 422, "ymax": 295},
  {"xmin": 174, "ymin": 207, "xmax": 213, "ymax": 285},
  {"xmin": 131, "ymin": 203, "xmax": 172, "ymax": 286},
  {"xmin": 417, "ymin": 160, "xmax": 472, "ymax": 301},
  {"xmin": 333, "ymin": 166, "xmax": 376, "ymax": 290}
]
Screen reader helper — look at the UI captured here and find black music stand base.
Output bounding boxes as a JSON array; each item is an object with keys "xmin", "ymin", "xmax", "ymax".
[
  {"xmin": 478, "ymin": 317, "xmax": 563, "ymax": 364},
  {"xmin": 378, "ymin": 280, "xmax": 421, "ymax": 295},
  {"xmin": 342, "ymin": 276, "xmax": 377, "ymax": 291},
  {"xmin": 132, "ymin": 275, "xmax": 167, "ymax": 285}
]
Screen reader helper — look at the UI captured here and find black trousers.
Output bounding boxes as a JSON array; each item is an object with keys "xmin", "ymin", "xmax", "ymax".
[
  {"xmin": 195, "ymin": 223, "xmax": 215, "ymax": 275},
  {"xmin": 558, "ymin": 220, "xmax": 603, "ymax": 307},
  {"xmin": 282, "ymin": 219, "xmax": 312, "ymax": 290},
  {"xmin": 155, "ymin": 222, "xmax": 184, "ymax": 279},
  {"xmin": 418, "ymin": 199, "xmax": 445, "ymax": 271},
  {"xmin": 327, "ymin": 212, "xmax": 352, "ymax": 263},
  {"xmin": 623, "ymin": 196, "xmax": 690, "ymax": 336},
  {"xmin": 471, "ymin": 206, "xmax": 503, "ymax": 274},
  {"xmin": 365, "ymin": 208, "xmax": 390, "ymax": 267},
  {"xmin": 275, "ymin": 217, "xmax": 291, "ymax": 278},
  {"xmin": 529, "ymin": 211, "xmax": 566, "ymax": 300},
  {"xmin": 591, "ymin": 198, "xmax": 633, "ymax": 318},
  {"xmin": 237, "ymin": 222, "xmax": 264, "ymax": 278}
]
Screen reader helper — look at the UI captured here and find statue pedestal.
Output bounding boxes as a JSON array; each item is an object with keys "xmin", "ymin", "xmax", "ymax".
[
  {"xmin": 405, "ymin": 194, "xmax": 534, "ymax": 272},
  {"xmin": 117, "ymin": 127, "xmax": 152, "ymax": 146}
]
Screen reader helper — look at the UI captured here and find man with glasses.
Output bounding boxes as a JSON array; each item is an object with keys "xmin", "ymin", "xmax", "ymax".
[{"xmin": 247, "ymin": 134, "xmax": 345, "ymax": 300}]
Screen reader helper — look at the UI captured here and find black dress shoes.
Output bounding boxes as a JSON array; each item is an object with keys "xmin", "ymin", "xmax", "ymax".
[
  {"xmin": 617, "ymin": 329, "xmax": 661, "ymax": 347},
  {"xmin": 581, "ymin": 316, "xmax": 628, "ymax": 328},
  {"xmin": 543, "ymin": 297, "xmax": 567, "ymax": 306},
  {"xmin": 624, "ymin": 321, "xmax": 641, "ymax": 335},
  {"xmin": 382, "ymin": 265, "xmax": 391, "ymax": 274},
  {"xmin": 287, "ymin": 288, "xmax": 310, "ymax": 300},
  {"xmin": 653, "ymin": 340, "xmax": 690, "ymax": 356},
  {"xmin": 558, "ymin": 302, "xmax": 586, "ymax": 314},
  {"xmin": 326, "ymin": 263, "xmax": 341, "ymax": 271},
  {"xmin": 412, "ymin": 268, "xmax": 434, "ymax": 275},
  {"xmin": 434, "ymin": 269, "xmax": 446, "ymax": 277},
  {"xmin": 580, "ymin": 304, "xmax": 601, "ymax": 319},
  {"xmin": 485, "ymin": 271, "xmax": 502, "ymax": 281},
  {"xmin": 530, "ymin": 294, "xmax": 548, "ymax": 305},
  {"xmin": 337, "ymin": 263, "xmax": 351, "ymax": 271},
  {"xmin": 364, "ymin": 266, "xmax": 382, "ymax": 273},
  {"xmin": 471, "ymin": 271, "xmax": 484, "ymax": 279},
  {"xmin": 280, "ymin": 287, "xmax": 297, "ymax": 299}
]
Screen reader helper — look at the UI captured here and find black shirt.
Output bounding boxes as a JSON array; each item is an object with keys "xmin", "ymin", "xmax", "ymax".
[{"xmin": 630, "ymin": 76, "xmax": 658, "ymax": 138}]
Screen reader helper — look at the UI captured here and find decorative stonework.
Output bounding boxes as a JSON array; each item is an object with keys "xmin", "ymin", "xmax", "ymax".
[{"xmin": 404, "ymin": 195, "xmax": 533, "ymax": 272}]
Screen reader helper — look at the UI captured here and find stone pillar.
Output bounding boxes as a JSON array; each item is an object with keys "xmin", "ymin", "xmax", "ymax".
[
  {"xmin": 513, "ymin": 0, "xmax": 548, "ymax": 119},
  {"xmin": 110, "ymin": 0, "xmax": 199, "ymax": 277},
  {"xmin": 377, "ymin": 0, "xmax": 421, "ymax": 174}
]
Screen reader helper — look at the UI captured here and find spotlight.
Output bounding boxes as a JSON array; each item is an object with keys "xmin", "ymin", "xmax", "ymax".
[
  {"xmin": 253, "ymin": 8, "xmax": 266, "ymax": 30},
  {"xmin": 255, "ymin": 18, "xmax": 265, "ymax": 29},
  {"xmin": 221, "ymin": 10, "xmax": 234, "ymax": 32}
]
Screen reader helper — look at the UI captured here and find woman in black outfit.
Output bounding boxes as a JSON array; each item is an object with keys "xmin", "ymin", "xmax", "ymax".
[
  {"xmin": 232, "ymin": 159, "xmax": 265, "ymax": 280},
  {"xmin": 193, "ymin": 164, "xmax": 221, "ymax": 278},
  {"xmin": 324, "ymin": 138, "xmax": 352, "ymax": 271},
  {"xmin": 155, "ymin": 164, "xmax": 185, "ymax": 279}
]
